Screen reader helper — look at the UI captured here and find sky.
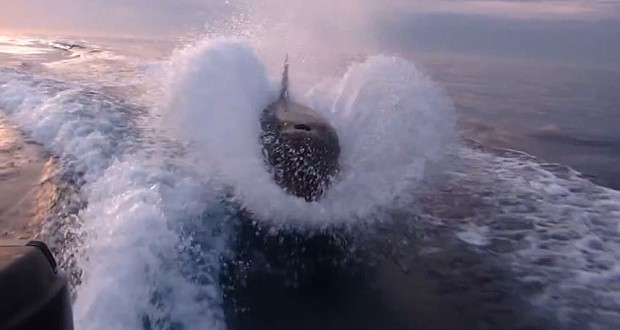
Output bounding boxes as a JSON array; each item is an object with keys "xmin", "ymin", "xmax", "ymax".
[
  {"xmin": 0, "ymin": 0, "xmax": 619, "ymax": 66},
  {"xmin": 0, "ymin": 0, "xmax": 233, "ymax": 37},
  {"xmin": 380, "ymin": 2, "xmax": 620, "ymax": 66}
]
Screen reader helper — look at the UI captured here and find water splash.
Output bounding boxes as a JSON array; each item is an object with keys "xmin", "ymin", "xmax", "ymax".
[{"xmin": 164, "ymin": 38, "xmax": 456, "ymax": 227}]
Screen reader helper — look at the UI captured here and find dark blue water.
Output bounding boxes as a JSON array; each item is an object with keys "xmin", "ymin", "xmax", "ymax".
[{"xmin": 413, "ymin": 52, "xmax": 620, "ymax": 189}]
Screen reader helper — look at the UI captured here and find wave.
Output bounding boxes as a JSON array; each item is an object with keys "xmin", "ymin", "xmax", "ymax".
[
  {"xmin": 163, "ymin": 38, "xmax": 456, "ymax": 227},
  {"xmin": 0, "ymin": 67, "xmax": 227, "ymax": 330},
  {"xmin": 441, "ymin": 145, "xmax": 620, "ymax": 329}
]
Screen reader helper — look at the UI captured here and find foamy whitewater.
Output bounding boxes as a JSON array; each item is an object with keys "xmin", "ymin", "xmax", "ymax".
[
  {"xmin": 0, "ymin": 36, "xmax": 456, "ymax": 329},
  {"xmin": 165, "ymin": 38, "xmax": 455, "ymax": 225},
  {"xmin": 1, "ymin": 31, "xmax": 620, "ymax": 330}
]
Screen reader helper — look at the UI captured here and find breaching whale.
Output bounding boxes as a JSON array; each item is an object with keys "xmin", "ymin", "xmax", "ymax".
[{"xmin": 260, "ymin": 58, "xmax": 340, "ymax": 202}]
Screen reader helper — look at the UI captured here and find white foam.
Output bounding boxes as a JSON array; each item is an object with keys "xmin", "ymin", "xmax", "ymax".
[
  {"xmin": 0, "ymin": 69, "xmax": 131, "ymax": 179},
  {"xmin": 451, "ymin": 147, "xmax": 620, "ymax": 328},
  {"xmin": 164, "ymin": 38, "xmax": 456, "ymax": 227},
  {"xmin": 0, "ymin": 67, "xmax": 228, "ymax": 330},
  {"xmin": 74, "ymin": 158, "xmax": 227, "ymax": 330},
  {"xmin": 456, "ymin": 226, "xmax": 490, "ymax": 246}
]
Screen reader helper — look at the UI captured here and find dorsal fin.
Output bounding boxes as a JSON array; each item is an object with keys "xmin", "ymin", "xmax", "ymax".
[{"xmin": 279, "ymin": 54, "xmax": 289, "ymax": 101}]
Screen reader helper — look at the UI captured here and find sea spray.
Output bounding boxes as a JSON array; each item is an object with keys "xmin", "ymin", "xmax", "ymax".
[{"xmin": 165, "ymin": 39, "xmax": 456, "ymax": 226}]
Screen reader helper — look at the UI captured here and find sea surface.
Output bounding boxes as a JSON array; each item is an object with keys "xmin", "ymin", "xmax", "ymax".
[{"xmin": 1, "ymin": 31, "xmax": 619, "ymax": 330}]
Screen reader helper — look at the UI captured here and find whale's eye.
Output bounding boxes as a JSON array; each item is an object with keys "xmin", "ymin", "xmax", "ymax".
[{"xmin": 294, "ymin": 123, "xmax": 312, "ymax": 131}]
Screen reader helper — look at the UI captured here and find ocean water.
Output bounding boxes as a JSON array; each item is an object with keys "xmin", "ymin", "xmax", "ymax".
[{"xmin": 0, "ymin": 25, "xmax": 619, "ymax": 330}]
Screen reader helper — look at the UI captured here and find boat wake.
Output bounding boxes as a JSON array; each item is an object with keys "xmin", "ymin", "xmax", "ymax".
[{"xmin": 2, "ymin": 31, "xmax": 620, "ymax": 329}]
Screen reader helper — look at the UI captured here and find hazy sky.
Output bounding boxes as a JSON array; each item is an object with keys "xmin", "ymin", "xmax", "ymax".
[
  {"xmin": 1, "ymin": 0, "xmax": 618, "ymax": 66},
  {"xmin": 381, "ymin": 2, "xmax": 620, "ymax": 66},
  {"xmin": 0, "ymin": 0, "xmax": 233, "ymax": 37}
]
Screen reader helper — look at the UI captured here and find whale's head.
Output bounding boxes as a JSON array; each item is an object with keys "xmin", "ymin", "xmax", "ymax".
[{"xmin": 260, "ymin": 98, "xmax": 340, "ymax": 202}]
